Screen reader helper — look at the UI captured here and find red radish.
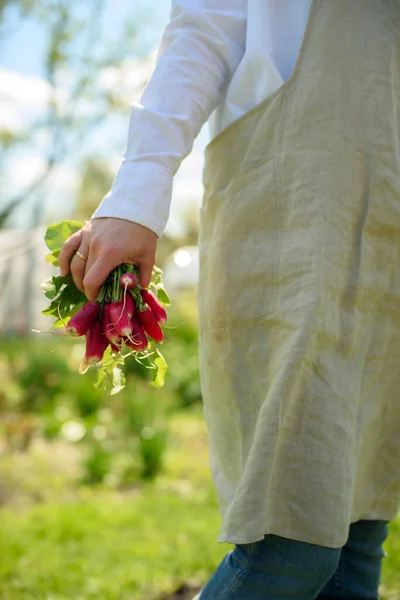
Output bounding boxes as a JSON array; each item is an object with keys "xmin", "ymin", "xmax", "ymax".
[
  {"xmin": 109, "ymin": 301, "xmax": 133, "ymax": 337},
  {"xmin": 136, "ymin": 306, "xmax": 164, "ymax": 342},
  {"xmin": 102, "ymin": 303, "xmax": 111, "ymax": 331},
  {"xmin": 102, "ymin": 304, "xmax": 122, "ymax": 345},
  {"xmin": 111, "ymin": 342, "xmax": 122, "ymax": 354},
  {"xmin": 120, "ymin": 272, "xmax": 137, "ymax": 290},
  {"xmin": 125, "ymin": 316, "xmax": 148, "ymax": 352},
  {"xmin": 140, "ymin": 289, "xmax": 167, "ymax": 324},
  {"xmin": 122, "ymin": 291, "xmax": 135, "ymax": 318},
  {"xmin": 85, "ymin": 319, "xmax": 109, "ymax": 365},
  {"xmin": 66, "ymin": 301, "xmax": 101, "ymax": 336}
]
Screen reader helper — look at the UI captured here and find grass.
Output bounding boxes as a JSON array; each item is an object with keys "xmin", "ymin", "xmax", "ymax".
[
  {"xmin": 0, "ymin": 487, "xmax": 225, "ymax": 599},
  {"xmin": 0, "ymin": 408, "xmax": 399, "ymax": 599},
  {"xmin": 382, "ymin": 519, "xmax": 400, "ymax": 599},
  {"xmin": 0, "ymin": 409, "xmax": 228, "ymax": 600}
]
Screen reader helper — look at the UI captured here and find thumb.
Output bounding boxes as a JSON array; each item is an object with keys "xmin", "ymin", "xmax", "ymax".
[{"xmin": 138, "ymin": 258, "xmax": 154, "ymax": 289}]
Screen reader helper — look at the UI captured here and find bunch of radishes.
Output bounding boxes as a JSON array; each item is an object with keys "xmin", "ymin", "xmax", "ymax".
[
  {"xmin": 65, "ymin": 269, "xmax": 167, "ymax": 368},
  {"xmin": 41, "ymin": 220, "xmax": 170, "ymax": 392}
]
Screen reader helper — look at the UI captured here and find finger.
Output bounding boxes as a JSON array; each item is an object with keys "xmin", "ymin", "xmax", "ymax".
[
  {"xmin": 83, "ymin": 254, "xmax": 119, "ymax": 301},
  {"xmin": 83, "ymin": 242, "xmax": 98, "ymax": 283},
  {"xmin": 138, "ymin": 256, "xmax": 154, "ymax": 289},
  {"xmin": 59, "ymin": 230, "xmax": 83, "ymax": 277},
  {"xmin": 70, "ymin": 244, "xmax": 90, "ymax": 294}
]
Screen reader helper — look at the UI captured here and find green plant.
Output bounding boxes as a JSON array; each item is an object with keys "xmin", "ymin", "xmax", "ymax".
[
  {"xmin": 81, "ymin": 439, "xmax": 113, "ymax": 485},
  {"xmin": 0, "ymin": 290, "xmax": 201, "ymax": 484},
  {"xmin": 138, "ymin": 427, "xmax": 168, "ymax": 480}
]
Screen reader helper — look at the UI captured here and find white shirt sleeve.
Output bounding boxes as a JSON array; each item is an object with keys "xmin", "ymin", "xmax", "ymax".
[{"xmin": 92, "ymin": 0, "xmax": 247, "ymax": 237}]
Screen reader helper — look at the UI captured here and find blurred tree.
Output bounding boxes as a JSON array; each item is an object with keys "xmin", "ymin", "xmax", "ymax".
[
  {"xmin": 76, "ymin": 156, "xmax": 114, "ymax": 221},
  {"xmin": 0, "ymin": 0, "xmax": 149, "ymax": 227},
  {"xmin": 0, "ymin": 0, "xmax": 153, "ymax": 332},
  {"xmin": 0, "ymin": 0, "xmax": 33, "ymax": 20}
]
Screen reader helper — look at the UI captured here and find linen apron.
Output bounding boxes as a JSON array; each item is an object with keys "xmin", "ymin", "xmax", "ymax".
[{"xmin": 197, "ymin": 0, "xmax": 400, "ymax": 549}]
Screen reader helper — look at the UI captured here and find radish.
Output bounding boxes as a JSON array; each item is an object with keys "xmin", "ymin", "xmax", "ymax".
[
  {"xmin": 122, "ymin": 291, "xmax": 135, "ymax": 318},
  {"xmin": 125, "ymin": 316, "xmax": 148, "ymax": 352},
  {"xmin": 85, "ymin": 319, "xmax": 109, "ymax": 365},
  {"xmin": 137, "ymin": 306, "xmax": 164, "ymax": 343},
  {"xmin": 66, "ymin": 301, "xmax": 101, "ymax": 336},
  {"xmin": 102, "ymin": 304, "xmax": 122, "ymax": 345},
  {"xmin": 120, "ymin": 272, "xmax": 137, "ymax": 290},
  {"xmin": 111, "ymin": 342, "xmax": 122, "ymax": 354},
  {"xmin": 109, "ymin": 301, "xmax": 133, "ymax": 337},
  {"xmin": 140, "ymin": 289, "xmax": 167, "ymax": 324}
]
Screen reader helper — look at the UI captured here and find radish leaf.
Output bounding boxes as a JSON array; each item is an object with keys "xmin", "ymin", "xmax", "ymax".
[
  {"xmin": 45, "ymin": 220, "xmax": 84, "ymax": 255},
  {"xmin": 46, "ymin": 253, "xmax": 59, "ymax": 266},
  {"xmin": 111, "ymin": 366, "xmax": 126, "ymax": 395},
  {"xmin": 151, "ymin": 269, "xmax": 163, "ymax": 288},
  {"xmin": 41, "ymin": 279, "xmax": 58, "ymax": 299},
  {"xmin": 41, "ymin": 275, "xmax": 69, "ymax": 299},
  {"xmin": 52, "ymin": 317, "xmax": 70, "ymax": 328},
  {"xmin": 155, "ymin": 287, "xmax": 171, "ymax": 306},
  {"xmin": 94, "ymin": 368, "xmax": 107, "ymax": 390},
  {"xmin": 56, "ymin": 283, "xmax": 86, "ymax": 306},
  {"xmin": 150, "ymin": 349, "xmax": 168, "ymax": 389}
]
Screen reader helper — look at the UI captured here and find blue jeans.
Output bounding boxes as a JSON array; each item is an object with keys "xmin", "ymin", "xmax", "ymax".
[{"xmin": 197, "ymin": 520, "xmax": 389, "ymax": 600}]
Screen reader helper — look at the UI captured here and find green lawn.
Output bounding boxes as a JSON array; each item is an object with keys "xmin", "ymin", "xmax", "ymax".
[
  {"xmin": 0, "ymin": 410, "xmax": 228, "ymax": 600},
  {"xmin": 0, "ymin": 409, "xmax": 399, "ymax": 599},
  {"xmin": 0, "ymin": 488, "xmax": 226, "ymax": 599},
  {"xmin": 382, "ymin": 518, "xmax": 400, "ymax": 600}
]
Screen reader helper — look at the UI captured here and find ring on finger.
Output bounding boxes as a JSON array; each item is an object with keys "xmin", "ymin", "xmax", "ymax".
[{"xmin": 76, "ymin": 250, "xmax": 88, "ymax": 261}]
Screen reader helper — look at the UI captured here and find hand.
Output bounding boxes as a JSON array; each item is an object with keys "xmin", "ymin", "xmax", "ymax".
[{"xmin": 58, "ymin": 218, "xmax": 158, "ymax": 301}]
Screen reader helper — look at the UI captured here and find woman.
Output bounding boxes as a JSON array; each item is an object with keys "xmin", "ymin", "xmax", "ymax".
[{"xmin": 59, "ymin": 2, "xmax": 400, "ymax": 598}]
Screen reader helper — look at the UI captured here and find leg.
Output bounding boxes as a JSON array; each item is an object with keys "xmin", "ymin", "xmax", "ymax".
[
  {"xmin": 318, "ymin": 520, "xmax": 389, "ymax": 599},
  {"xmin": 197, "ymin": 534, "xmax": 341, "ymax": 600}
]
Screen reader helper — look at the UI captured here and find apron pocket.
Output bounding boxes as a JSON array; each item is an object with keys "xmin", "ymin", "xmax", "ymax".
[{"xmin": 198, "ymin": 156, "xmax": 280, "ymax": 330}]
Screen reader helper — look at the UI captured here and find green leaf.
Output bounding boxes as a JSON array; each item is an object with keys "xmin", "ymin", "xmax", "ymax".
[
  {"xmin": 44, "ymin": 220, "xmax": 84, "ymax": 254},
  {"xmin": 110, "ymin": 365, "xmax": 126, "ymax": 395},
  {"xmin": 45, "ymin": 253, "xmax": 59, "ymax": 266},
  {"xmin": 93, "ymin": 349, "xmax": 126, "ymax": 395},
  {"xmin": 57, "ymin": 284, "xmax": 86, "ymax": 308},
  {"xmin": 155, "ymin": 287, "xmax": 171, "ymax": 306},
  {"xmin": 41, "ymin": 275, "xmax": 68, "ymax": 300},
  {"xmin": 52, "ymin": 317, "xmax": 70, "ymax": 329},
  {"xmin": 94, "ymin": 368, "xmax": 107, "ymax": 390},
  {"xmin": 42, "ymin": 270, "xmax": 86, "ymax": 324},
  {"xmin": 151, "ymin": 266, "xmax": 164, "ymax": 288},
  {"xmin": 43, "ymin": 297, "xmax": 85, "ymax": 323},
  {"xmin": 150, "ymin": 349, "xmax": 168, "ymax": 389},
  {"xmin": 102, "ymin": 346, "xmax": 113, "ymax": 364},
  {"xmin": 42, "ymin": 300, "xmax": 61, "ymax": 316},
  {"xmin": 41, "ymin": 278, "xmax": 58, "ymax": 299}
]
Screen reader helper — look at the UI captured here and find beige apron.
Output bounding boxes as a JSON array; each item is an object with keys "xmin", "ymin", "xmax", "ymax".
[{"xmin": 197, "ymin": 0, "xmax": 400, "ymax": 549}]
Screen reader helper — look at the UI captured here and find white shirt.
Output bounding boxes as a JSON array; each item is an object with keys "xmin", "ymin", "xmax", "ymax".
[{"xmin": 92, "ymin": 0, "xmax": 313, "ymax": 237}]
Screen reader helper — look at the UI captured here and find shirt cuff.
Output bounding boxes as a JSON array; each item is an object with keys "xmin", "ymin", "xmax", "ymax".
[{"xmin": 91, "ymin": 160, "xmax": 173, "ymax": 238}]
